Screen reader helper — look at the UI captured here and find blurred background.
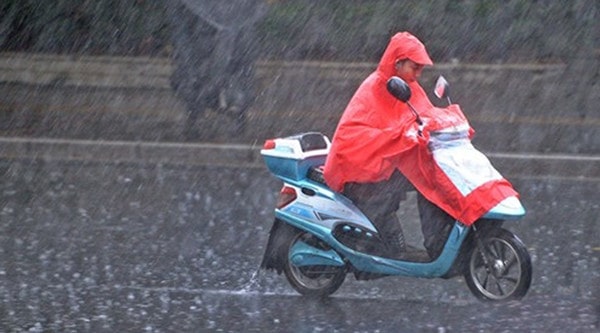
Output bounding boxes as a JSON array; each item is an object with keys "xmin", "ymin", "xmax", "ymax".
[
  {"xmin": 0, "ymin": 1, "xmax": 598, "ymax": 331},
  {"xmin": 0, "ymin": 0, "xmax": 597, "ymax": 152}
]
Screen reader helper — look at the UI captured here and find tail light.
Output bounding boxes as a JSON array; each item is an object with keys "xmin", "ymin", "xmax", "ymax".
[
  {"xmin": 277, "ymin": 186, "xmax": 297, "ymax": 208},
  {"xmin": 263, "ymin": 139, "xmax": 276, "ymax": 150}
]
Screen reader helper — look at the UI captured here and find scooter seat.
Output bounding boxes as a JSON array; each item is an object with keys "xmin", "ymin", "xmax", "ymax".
[{"xmin": 307, "ymin": 166, "xmax": 326, "ymax": 185}]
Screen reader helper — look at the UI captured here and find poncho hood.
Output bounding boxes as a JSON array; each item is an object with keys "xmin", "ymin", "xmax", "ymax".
[{"xmin": 377, "ymin": 31, "xmax": 434, "ymax": 78}]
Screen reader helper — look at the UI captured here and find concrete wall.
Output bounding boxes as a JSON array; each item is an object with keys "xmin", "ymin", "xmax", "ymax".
[{"xmin": 0, "ymin": 53, "xmax": 598, "ymax": 153}]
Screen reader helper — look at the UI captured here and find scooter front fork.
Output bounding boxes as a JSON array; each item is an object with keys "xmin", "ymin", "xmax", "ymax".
[{"xmin": 472, "ymin": 225, "xmax": 493, "ymax": 274}]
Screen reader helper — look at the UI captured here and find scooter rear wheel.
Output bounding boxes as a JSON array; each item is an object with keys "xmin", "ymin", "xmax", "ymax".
[
  {"xmin": 465, "ymin": 228, "xmax": 532, "ymax": 301},
  {"xmin": 283, "ymin": 232, "xmax": 346, "ymax": 297}
]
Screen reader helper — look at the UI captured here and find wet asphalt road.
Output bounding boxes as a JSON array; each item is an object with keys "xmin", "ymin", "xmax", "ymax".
[{"xmin": 0, "ymin": 152, "xmax": 598, "ymax": 332}]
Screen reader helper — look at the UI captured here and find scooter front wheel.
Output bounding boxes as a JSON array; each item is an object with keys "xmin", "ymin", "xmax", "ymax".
[
  {"xmin": 465, "ymin": 228, "xmax": 532, "ymax": 301},
  {"xmin": 283, "ymin": 232, "xmax": 346, "ymax": 297}
]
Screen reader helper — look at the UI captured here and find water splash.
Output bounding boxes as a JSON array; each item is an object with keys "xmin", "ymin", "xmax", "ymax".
[{"xmin": 238, "ymin": 268, "xmax": 262, "ymax": 294}]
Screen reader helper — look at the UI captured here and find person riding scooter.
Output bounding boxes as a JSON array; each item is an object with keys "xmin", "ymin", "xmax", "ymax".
[
  {"xmin": 323, "ymin": 31, "xmax": 454, "ymax": 259},
  {"xmin": 259, "ymin": 36, "xmax": 529, "ymax": 300}
]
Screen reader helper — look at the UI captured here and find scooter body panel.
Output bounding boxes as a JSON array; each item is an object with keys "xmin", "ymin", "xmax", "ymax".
[
  {"xmin": 483, "ymin": 196, "xmax": 526, "ymax": 219},
  {"xmin": 276, "ymin": 177, "xmax": 378, "ymax": 234},
  {"xmin": 280, "ymin": 203, "xmax": 469, "ymax": 278}
]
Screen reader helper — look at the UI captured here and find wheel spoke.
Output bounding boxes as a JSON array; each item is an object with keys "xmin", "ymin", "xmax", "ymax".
[
  {"xmin": 483, "ymin": 241, "xmax": 502, "ymax": 263},
  {"xmin": 494, "ymin": 278, "xmax": 506, "ymax": 296},
  {"xmin": 501, "ymin": 276, "xmax": 519, "ymax": 285},
  {"xmin": 490, "ymin": 241, "xmax": 501, "ymax": 259},
  {"xmin": 504, "ymin": 255, "xmax": 518, "ymax": 271},
  {"xmin": 481, "ymin": 272, "xmax": 490, "ymax": 289},
  {"xmin": 499, "ymin": 241, "xmax": 508, "ymax": 259}
]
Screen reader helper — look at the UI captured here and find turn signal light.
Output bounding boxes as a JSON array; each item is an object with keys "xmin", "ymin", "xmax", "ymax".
[{"xmin": 277, "ymin": 186, "xmax": 297, "ymax": 208}]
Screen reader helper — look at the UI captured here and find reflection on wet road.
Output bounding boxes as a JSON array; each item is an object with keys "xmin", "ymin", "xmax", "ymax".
[{"xmin": 0, "ymin": 151, "xmax": 598, "ymax": 332}]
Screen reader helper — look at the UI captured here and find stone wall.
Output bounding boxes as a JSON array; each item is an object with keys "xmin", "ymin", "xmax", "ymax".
[{"xmin": 0, "ymin": 53, "xmax": 598, "ymax": 154}]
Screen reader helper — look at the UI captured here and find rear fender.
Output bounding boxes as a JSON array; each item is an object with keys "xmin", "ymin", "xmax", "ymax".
[{"xmin": 260, "ymin": 219, "xmax": 299, "ymax": 274}]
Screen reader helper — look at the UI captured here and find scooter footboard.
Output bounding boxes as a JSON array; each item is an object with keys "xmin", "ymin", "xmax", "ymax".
[
  {"xmin": 277, "ymin": 211, "xmax": 472, "ymax": 279},
  {"xmin": 345, "ymin": 222, "xmax": 470, "ymax": 278}
]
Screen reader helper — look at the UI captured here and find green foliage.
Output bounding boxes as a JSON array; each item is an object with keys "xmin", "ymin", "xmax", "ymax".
[
  {"xmin": 0, "ymin": 0, "xmax": 596, "ymax": 62},
  {"xmin": 0, "ymin": 0, "xmax": 170, "ymax": 56}
]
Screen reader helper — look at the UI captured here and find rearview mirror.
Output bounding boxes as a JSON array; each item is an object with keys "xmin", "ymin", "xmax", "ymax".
[
  {"xmin": 386, "ymin": 76, "xmax": 411, "ymax": 102},
  {"xmin": 434, "ymin": 75, "xmax": 449, "ymax": 100}
]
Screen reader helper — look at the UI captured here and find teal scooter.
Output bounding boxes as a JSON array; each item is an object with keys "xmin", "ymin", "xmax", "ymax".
[{"xmin": 260, "ymin": 77, "xmax": 532, "ymax": 301}]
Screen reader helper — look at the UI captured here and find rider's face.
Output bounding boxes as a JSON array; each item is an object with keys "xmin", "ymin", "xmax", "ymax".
[{"xmin": 395, "ymin": 59, "xmax": 424, "ymax": 82}]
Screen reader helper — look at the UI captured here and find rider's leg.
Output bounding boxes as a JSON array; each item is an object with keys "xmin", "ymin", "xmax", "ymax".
[
  {"xmin": 417, "ymin": 193, "xmax": 454, "ymax": 259},
  {"xmin": 343, "ymin": 171, "xmax": 412, "ymax": 256}
]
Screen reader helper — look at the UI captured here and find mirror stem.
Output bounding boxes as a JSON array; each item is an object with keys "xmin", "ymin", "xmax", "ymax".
[{"xmin": 407, "ymin": 101, "xmax": 423, "ymax": 126}]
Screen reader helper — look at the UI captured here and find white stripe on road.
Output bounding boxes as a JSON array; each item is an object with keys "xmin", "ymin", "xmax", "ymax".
[
  {"xmin": 0, "ymin": 137, "xmax": 598, "ymax": 181},
  {"xmin": 2, "ymin": 136, "xmax": 598, "ymax": 161}
]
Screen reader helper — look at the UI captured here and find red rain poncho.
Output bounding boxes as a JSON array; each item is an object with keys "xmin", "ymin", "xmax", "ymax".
[{"xmin": 323, "ymin": 32, "xmax": 518, "ymax": 225}]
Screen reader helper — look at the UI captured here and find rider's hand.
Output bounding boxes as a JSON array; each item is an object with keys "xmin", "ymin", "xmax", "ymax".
[{"xmin": 417, "ymin": 125, "xmax": 429, "ymax": 145}]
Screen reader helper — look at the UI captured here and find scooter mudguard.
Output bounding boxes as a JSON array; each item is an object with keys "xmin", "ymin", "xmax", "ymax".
[
  {"xmin": 289, "ymin": 241, "xmax": 345, "ymax": 267},
  {"xmin": 260, "ymin": 219, "xmax": 298, "ymax": 274},
  {"xmin": 483, "ymin": 196, "xmax": 526, "ymax": 220}
]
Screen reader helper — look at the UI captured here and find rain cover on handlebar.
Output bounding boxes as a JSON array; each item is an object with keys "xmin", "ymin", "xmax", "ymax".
[{"xmin": 396, "ymin": 104, "xmax": 519, "ymax": 225}]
